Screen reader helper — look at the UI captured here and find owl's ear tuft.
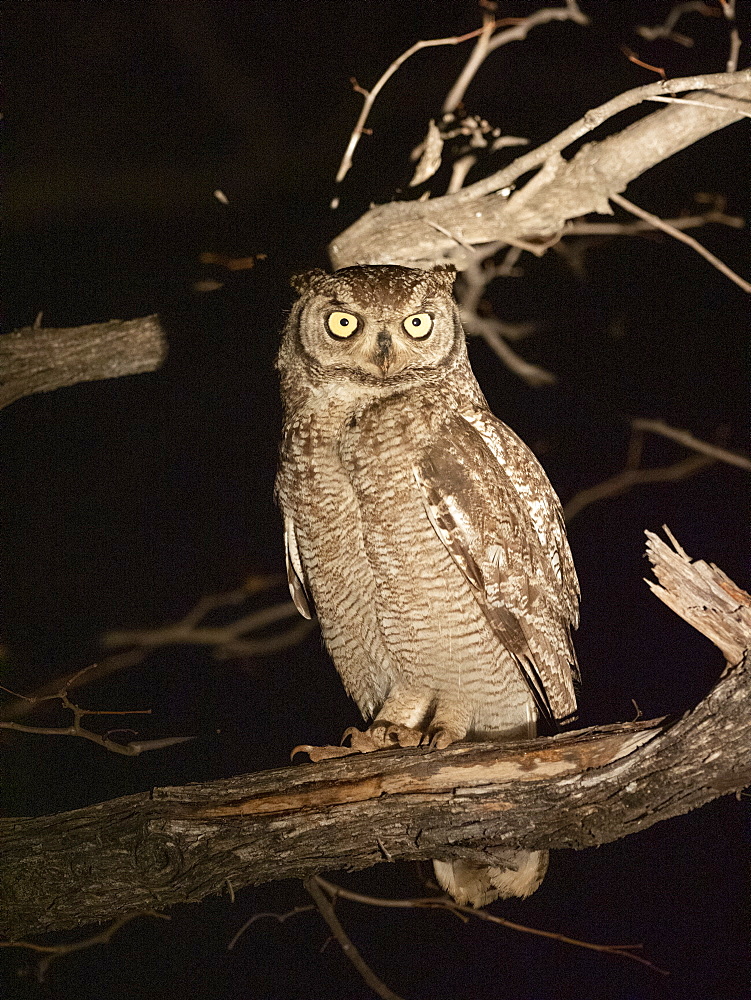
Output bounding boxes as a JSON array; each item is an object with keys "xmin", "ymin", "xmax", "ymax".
[
  {"xmin": 290, "ymin": 269, "xmax": 329, "ymax": 295},
  {"xmin": 429, "ymin": 264, "xmax": 457, "ymax": 293}
]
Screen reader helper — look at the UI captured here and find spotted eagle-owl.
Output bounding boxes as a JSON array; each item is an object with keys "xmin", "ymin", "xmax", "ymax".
[{"xmin": 276, "ymin": 264, "xmax": 579, "ymax": 907}]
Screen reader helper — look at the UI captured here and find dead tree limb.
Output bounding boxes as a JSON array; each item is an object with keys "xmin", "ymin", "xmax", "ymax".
[
  {"xmin": 0, "ymin": 316, "xmax": 167, "ymax": 410},
  {"xmin": 329, "ymin": 70, "xmax": 751, "ymax": 269},
  {"xmin": 1, "ymin": 531, "xmax": 748, "ymax": 940}
]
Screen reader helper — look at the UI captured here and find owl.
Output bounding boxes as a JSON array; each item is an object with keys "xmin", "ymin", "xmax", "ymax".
[{"xmin": 276, "ymin": 264, "xmax": 579, "ymax": 907}]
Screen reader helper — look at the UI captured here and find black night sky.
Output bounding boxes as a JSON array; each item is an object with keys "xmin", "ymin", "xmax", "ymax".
[{"xmin": 1, "ymin": 3, "xmax": 749, "ymax": 999}]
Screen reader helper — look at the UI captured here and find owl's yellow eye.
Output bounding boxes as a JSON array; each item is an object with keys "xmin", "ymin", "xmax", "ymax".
[
  {"xmin": 326, "ymin": 311, "xmax": 359, "ymax": 339},
  {"xmin": 403, "ymin": 313, "xmax": 433, "ymax": 339}
]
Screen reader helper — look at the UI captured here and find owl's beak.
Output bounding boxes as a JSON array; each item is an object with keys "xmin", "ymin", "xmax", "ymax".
[{"xmin": 373, "ymin": 331, "xmax": 394, "ymax": 374}]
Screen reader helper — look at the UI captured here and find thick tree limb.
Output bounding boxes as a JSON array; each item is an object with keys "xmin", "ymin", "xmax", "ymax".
[
  {"xmin": 1, "ymin": 532, "xmax": 748, "ymax": 940},
  {"xmin": 0, "ymin": 316, "xmax": 167, "ymax": 409},
  {"xmin": 328, "ymin": 70, "xmax": 751, "ymax": 268}
]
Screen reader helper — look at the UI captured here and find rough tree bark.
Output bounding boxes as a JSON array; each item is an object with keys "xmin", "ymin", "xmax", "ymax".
[
  {"xmin": 2, "ymin": 532, "xmax": 749, "ymax": 940},
  {"xmin": 329, "ymin": 70, "xmax": 751, "ymax": 268},
  {"xmin": 0, "ymin": 316, "xmax": 167, "ymax": 410}
]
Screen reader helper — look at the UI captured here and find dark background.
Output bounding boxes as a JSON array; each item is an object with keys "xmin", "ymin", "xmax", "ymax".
[{"xmin": 1, "ymin": 2, "xmax": 748, "ymax": 998}]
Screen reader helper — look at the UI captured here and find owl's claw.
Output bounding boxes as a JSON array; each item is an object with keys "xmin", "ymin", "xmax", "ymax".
[{"xmin": 424, "ymin": 726, "xmax": 463, "ymax": 750}]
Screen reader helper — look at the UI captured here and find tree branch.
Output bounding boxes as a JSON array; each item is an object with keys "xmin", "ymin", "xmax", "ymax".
[
  {"xmin": 329, "ymin": 70, "xmax": 751, "ymax": 269},
  {"xmin": 2, "ymin": 533, "xmax": 749, "ymax": 941},
  {"xmin": 0, "ymin": 316, "xmax": 167, "ymax": 410}
]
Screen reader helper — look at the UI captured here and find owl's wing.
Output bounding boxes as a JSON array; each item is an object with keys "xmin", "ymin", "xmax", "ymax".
[
  {"xmin": 459, "ymin": 406, "xmax": 580, "ymax": 629},
  {"xmin": 413, "ymin": 409, "xmax": 578, "ymax": 725},
  {"xmin": 284, "ymin": 515, "xmax": 312, "ymax": 620}
]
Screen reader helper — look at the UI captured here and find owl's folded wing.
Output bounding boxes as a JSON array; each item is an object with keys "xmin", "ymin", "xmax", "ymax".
[
  {"xmin": 413, "ymin": 410, "xmax": 578, "ymax": 725},
  {"xmin": 284, "ymin": 515, "xmax": 312, "ymax": 620}
]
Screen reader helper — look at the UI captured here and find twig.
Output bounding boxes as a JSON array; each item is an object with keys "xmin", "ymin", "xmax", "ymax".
[
  {"xmin": 444, "ymin": 3, "xmax": 590, "ymax": 112},
  {"xmin": 636, "ymin": 2, "xmax": 719, "ymax": 47},
  {"xmin": 337, "ymin": 4, "xmax": 589, "ymax": 184},
  {"xmin": 102, "ymin": 586, "xmax": 314, "ymax": 659},
  {"xmin": 454, "ymin": 250, "xmax": 555, "ymax": 386},
  {"xmin": 335, "ymin": 23, "xmax": 495, "ymax": 183},
  {"xmin": 645, "ymin": 94, "xmax": 751, "ymax": 116},
  {"xmin": 1, "ymin": 583, "xmax": 312, "ymax": 725},
  {"xmin": 630, "ymin": 418, "xmax": 751, "ymax": 471},
  {"xmin": 564, "ymin": 448, "xmax": 714, "ymax": 523},
  {"xmin": 441, "ymin": 11, "xmax": 496, "ymax": 115},
  {"xmin": 0, "ymin": 667, "xmax": 193, "ymax": 756},
  {"xmin": 727, "ymin": 27, "xmax": 741, "ymax": 73},
  {"xmin": 475, "ymin": 323, "xmax": 556, "ymax": 387},
  {"xmin": 565, "ymin": 208, "xmax": 745, "ymax": 235},
  {"xmin": 313, "ymin": 876, "xmax": 667, "ymax": 976},
  {"xmin": 564, "ymin": 454, "xmax": 713, "ymax": 522},
  {"xmin": 227, "ymin": 905, "xmax": 316, "ymax": 951},
  {"xmin": 609, "ymin": 192, "xmax": 751, "ymax": 293},
  {"xmin": 304, "ymin": 877, "xmax": 407, "ymax": 1000},
  {"xmin": 0, "ymin": 910, "xmax": 170, "ymax": 983}
]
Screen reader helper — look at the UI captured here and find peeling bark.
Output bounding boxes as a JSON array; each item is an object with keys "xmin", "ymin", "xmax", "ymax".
[{"xmin": 2, "ymin": 533, "xmax": 748, "ymax": 940}]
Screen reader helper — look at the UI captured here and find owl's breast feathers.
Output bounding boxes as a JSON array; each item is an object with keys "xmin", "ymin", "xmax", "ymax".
[{"xmin": 279, "ymin": 389, "xmax": 579, "ymax": 726}]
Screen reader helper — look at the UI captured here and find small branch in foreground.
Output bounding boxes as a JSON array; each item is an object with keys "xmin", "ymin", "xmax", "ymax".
[
  {"xmin": 313, "ymin": 876, "xmax": 668, "ymax": 976},
  {"xmin": 0, "ymin": 911, "xmax": 170, "ymax": 983},
  {"xmin": 304, "ymin": 877, "xmax": 407, "ymax": 1000},
  {"xmin": 609, "ymin": 192, "xmax": 751, "ymax": 293}
]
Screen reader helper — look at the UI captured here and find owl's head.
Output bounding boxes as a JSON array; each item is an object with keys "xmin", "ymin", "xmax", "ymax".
[{"xmin": 279, "ymin": 264, "xmax": 466, "ymax": 387}]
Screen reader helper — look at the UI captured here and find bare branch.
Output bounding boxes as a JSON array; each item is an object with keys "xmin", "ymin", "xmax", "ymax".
[
  {"xmin": 646, "ymin": 93, "xmax": 751, "ymax": 116},
  {"xmin": 0, "ymin": 911, "xmax": 169, "ymax": 983},
  {"xmin": 472, "ymin": 323, "xmax": 557, "ymax": 387},
  {"xmin": 636, "ymin": 2, "xmax": 719, "ymax": 47},
  {"xmin": 0, "ymin": 667, "xmax": 193, "ymax": 757},
  {"xmin": 304, "ymin": 877, "xmax": 407, "ymax": 1000},
  {"xmin": 564, "ymin": 453, "xmax": 713, "ymax": 523},
  {"xmin": 0, "ymin": 316, "xmax": 167, "ymax": 410},
  {"xmin": 227, "ymin": 905, "xmax": 316, "ymax": 951},
  {"xmin": 329, "ymin": 70, "xmax": 751, "ymax": 268},
  {"xmin": 314, "ymin": 876, "xmax": 667, "ymax": 976},
  {"xmin": 610, "ymin": 193, "xmax": 751, "ymax": 293},
  {"xmin": 564, "ymin": 207, "xmax": 744, "ymax": 235},
  {"xmin": 564, "ymin": 418, "xmax": 749, "ymax": 523},
  {"xmin": 630, "ymin": 418, "xmax": 751, "ymax": 471},
  {"xmin": 103, "ymin": 592, "xmax": 314, "ymax": 659},
  {"xmin": 335, "ymin": 23, "xmax": 495, "ymax": 183},
  {"xmin": 335, "ymin": 6, "xmax": 590, "ymax": 185}
]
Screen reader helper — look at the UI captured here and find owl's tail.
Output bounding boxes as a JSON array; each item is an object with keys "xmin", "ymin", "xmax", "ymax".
[
  {"xmin": 432, "ymin": 850, "xmax": 548, "ymax": 908},
  {"xmin": 433, "ymin": 698, "xmax": 549, "ymax": 907}
]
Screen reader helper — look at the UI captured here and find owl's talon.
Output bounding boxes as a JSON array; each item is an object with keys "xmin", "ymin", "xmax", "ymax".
[{"xmin": 425, "ymin": 727, "xmax": 462, "ymax": 750}]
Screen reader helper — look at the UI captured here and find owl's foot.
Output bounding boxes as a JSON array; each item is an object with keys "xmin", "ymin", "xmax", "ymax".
[
  {"xmin": 356, "ymin": 721, "xmax": 423, "ymax": 750},
  {"xmin": 291, "ymin": 721, "xmax": 425, "ymax": 762}
]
